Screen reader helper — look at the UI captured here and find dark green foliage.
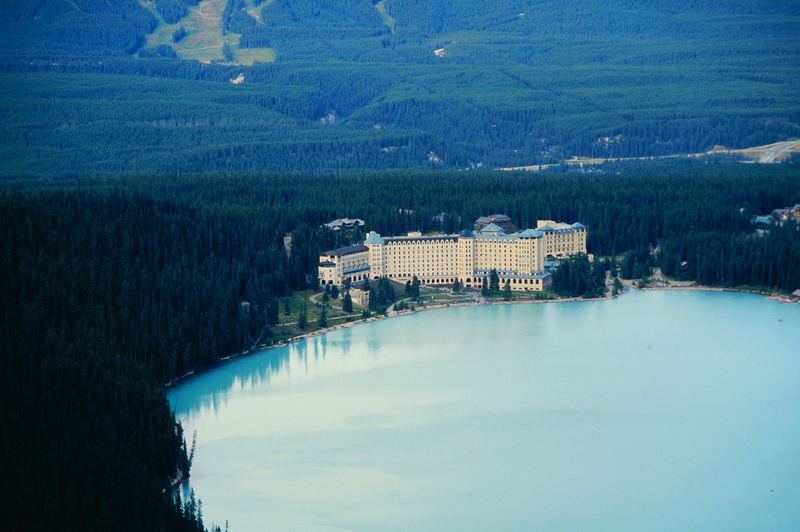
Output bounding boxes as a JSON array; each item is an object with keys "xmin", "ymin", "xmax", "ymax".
[
  {"xmin": 405, "ymin": 275, "xmax": 421, "ymax": 299},
  {"xmin": 318, "ymin": 308, "xmax": 328, "ymax": 327},
  {"xmin": 552, "ymin": 254, "xmax": 607, "ymax": 298},
  {"xmin": 298, "ymin": 306, "xmax": 308, "ymax": 329},
  {"xmin": 343, "ymin": 291, "xmax": 353, "ymax": 312},
  {"xmin": 620, "ymin": 246, "xmax": 654, "ymax": 280},
  {"xmin": 155, "ymin": 0, "xmax": 189, "ymax": 24},
  {"xmin": 367, "ymin": 277, "xmax": 396, "ymax": 311},
  {"xmin": 489, "ymin": 269, "xmax": 500, "ymax": 293},
  {"xmin": 1, "ymin": 1, "xmax": 799, "ymax": 174},
  {"xmin": 173, "ymin": 26, "xmax": 188, "ymax": 43},
  {"xmin": 0, "ymin": 0, "xmax": 157, "ymax": 57},
  {"xmin": 139, "ymin": 44, "xmax": 178, "ymax": 58},
  {"xmin": 0, "ymin": 191, "xmax": 282, "ymax": 529},
  {"xmin": 658, "ymin": 224, "xmax": 800, "ymax": 292},
  {"xmin": 331, "ymin": 284, "xmax": 340, "ymax": 299},
  {"xmin": 503, "ymin": 280, "xmax": 512, "ymax": 301}
]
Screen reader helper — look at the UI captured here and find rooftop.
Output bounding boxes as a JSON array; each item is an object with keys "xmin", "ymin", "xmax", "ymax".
[
  {"xmin": 321, "ymin": 244, "xmax": 368, "ymax": 257},
  {"xmin": 480, "ymin": 223, "xmax": 505, "ymax": 234},
  {"xmin": 324, "ymin": 218, "xmax": 365, "ymax": 230},
  {"xmin": 365, "ymin": 231, "xmax": 385, "ymax": 245},
  {"xmin": 475, "ymin": 214, "xmax": 511, "ymax": 224},
  {"xmin": 516, "ymin": 228, "xmax": 545, "ymax": 238}
]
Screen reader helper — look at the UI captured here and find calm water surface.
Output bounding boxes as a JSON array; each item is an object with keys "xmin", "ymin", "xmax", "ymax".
[{"xmin": 169, "ymin": 290, "xmax": 800, "ymax": 531}]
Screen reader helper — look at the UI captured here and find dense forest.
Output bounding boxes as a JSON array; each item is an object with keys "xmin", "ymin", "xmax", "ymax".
[
  {"xmin": 2, "ymin": 162, "xmax": 800, "ymax": 529},
  {"xmin": 1, "ymin": 2, "xmax": 799, "ymax": 525},
  {"xmin": 0, "ymin": 0, "xmax": 798, "ymax": 174}
]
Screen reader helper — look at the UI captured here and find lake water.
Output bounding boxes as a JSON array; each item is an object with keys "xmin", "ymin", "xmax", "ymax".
[{"xmin": 169, "ymin": 290, "xmax": 800, "ymax": 531}]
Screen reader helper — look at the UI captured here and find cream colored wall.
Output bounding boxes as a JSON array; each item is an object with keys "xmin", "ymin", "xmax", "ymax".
[
  {"xmin": 323, "ymin": 222, "xmax": 584, "ymax": 291},
  {"xmin": 475, "ymin": 236, "xmax": 543, "ymax": 273},
  {"xmin": 318, "ymin": 250, "xmax": 369, "ymax": 285},
  {"xmin": 381, "ymin": 238, "xmax": 461, "ymax": 283},
  {"xmin": 543, "ymin": 228, "xmax": 586, "ymax": 257}
]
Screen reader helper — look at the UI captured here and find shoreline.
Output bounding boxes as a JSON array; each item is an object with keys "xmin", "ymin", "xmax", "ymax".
[
  {"xmin": 622, "ymin": 279, "xmax": 795, "ymax": 302},
  {"xmin": 164, "ymin": 284, "xmax": 794, "ymax": 389},
  {"xmin": 163, "ymin": 291, "xmax": 615, "ymax": 389}
]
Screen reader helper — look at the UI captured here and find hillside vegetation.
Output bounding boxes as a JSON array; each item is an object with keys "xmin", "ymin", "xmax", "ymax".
[{"xmin": 1, "ymin": 0, "xmax": 799, "ymax": 174}]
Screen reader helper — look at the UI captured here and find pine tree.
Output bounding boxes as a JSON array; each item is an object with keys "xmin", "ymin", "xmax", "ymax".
[
  {"xmin": 490, "ymin": 269, "xmax": 500, "ymax": 293},
  {"xmin": 342, "ymin": 292, "xmax": 353, "ymax": 312}
]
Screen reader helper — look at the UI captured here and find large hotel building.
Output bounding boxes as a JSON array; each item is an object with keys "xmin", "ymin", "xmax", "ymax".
[{"xmin": 318, "ymin": 219, "xmax": 587, "ymax": 292}]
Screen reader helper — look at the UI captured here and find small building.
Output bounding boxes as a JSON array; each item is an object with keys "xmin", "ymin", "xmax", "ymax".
[
  {"xmin": 770, "ymin": 205, "xmax": 800, "ymax": 226},
  {"xmin": 323, "ymin": 218, "xmax": 365, "ymax": 232},
  {"xmin": 474, "ymin": 214, "xmax": 515, "ymax": 233},
  {"xmin": 752, "ymin": 215, "xmax": 773, "ymax": 227},
  {"xmin": 348, "ymin": 287, "xmax": 370, "ymax": 307},
  {"xmin": 318, "ymin": 244, "xmax": 369, "ymax": 286}
]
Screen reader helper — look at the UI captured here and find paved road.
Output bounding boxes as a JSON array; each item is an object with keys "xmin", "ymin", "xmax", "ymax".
[
  {"xmin": 756, "ymin": 140, "xmax": 800, "ymax": 163},
  {"xmin": 497, "ymin": 139, "xmax": 800, "ymax": 171}
]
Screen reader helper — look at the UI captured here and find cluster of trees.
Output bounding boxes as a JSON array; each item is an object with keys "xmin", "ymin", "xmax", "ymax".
[
  {"xmin": 656, "ymin": 224, "xmax": 800, "ymax": 292},
  {"xmin": 552, "ymin": 255, "xmax": 609, "ymax": 299},
  {"xmin": 405, "ymin": 276, "xmax": 421, "ymax": 299},
  {"xmin": 173, "ymin": 26, "xmax": 189, "ymax": 43},
  {"xmin": 0, "ymin": 189, "xmax": 320, "ymax": 530},
  {"xmin": 0, "ymin": 0, "xmax": 157, "ymax": 57},
  {"xmin": 366, "ymin": 277, "xmax": 397, "ymax": 312},
  {"xmin": 155, "ymin": 0, "xmax": 193, "ymax": 24},
  {"xmin": 620, "ymin": 246, "xmax": 655, "ymax": 282},
  {"xmin": 139, "ymin": 44, "xmax": 178, "ymax": 58}
]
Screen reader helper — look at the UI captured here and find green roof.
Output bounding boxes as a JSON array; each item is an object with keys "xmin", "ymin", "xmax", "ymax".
[{"xmin": 365, "ymin": 231, "xmax": 385, "ymax": 245}]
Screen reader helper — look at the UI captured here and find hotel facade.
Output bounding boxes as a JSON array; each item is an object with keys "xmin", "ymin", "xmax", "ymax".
[{"xmin": 318, "ymin": 219, "xmax": 587, "ymax": 292}]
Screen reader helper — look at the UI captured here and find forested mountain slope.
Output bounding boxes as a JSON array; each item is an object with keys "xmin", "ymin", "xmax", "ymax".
[{"xmin": 1, "ymin": 0, "xmax": 799, "ymax": 174}]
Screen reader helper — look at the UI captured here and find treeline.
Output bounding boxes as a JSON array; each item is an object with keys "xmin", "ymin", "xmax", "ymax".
[
  {"xmin": 0, "ymin": 0, "xmax": 157, "ymax": 57},
  {"xmin": 552, "ymin": 254, "xmax": 609, "ymax": 299},
  {"xmin": 657, "ymin": 225, "xmax": 800, "ymax": 292},
  {"xmin": 0, "ymin": 190, "xmax": 323, "ymax": 530}
]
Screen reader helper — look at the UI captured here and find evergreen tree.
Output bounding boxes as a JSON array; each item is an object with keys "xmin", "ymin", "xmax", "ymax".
[
  {"xmin": 342, "ymin": 292, "xmax": 353, "ymax": 312},
  {"xmin": 503, "ymin": 280, "xmax": 512, "ymax": 301},
  {"xmin": 368, "ymin": 286, "xmax": 377, "ymax": 311},
  {"xmin": 298, "ymin": 306, "xmax": 308, "ymax": 330},
  {"xmin": 489, "ymin": 269, "xmax": 500, "ymax": 293}
]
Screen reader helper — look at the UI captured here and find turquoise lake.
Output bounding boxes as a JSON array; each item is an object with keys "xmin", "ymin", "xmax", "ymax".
[{"xmin": 169, "ymin": 290, "xmax": 800, "ymax": 531}]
